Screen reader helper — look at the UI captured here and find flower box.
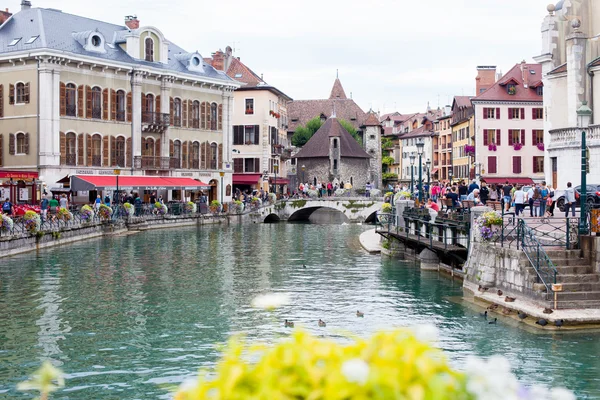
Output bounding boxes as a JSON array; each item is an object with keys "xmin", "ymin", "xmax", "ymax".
[
  {"xmin": 513, "ymin": 143, "xmax": 523, "ymax": 151},
  {"xmin": 488, "ymin": 144, "xmax": 497, "ymax": 152},
  {"xmin": 537, "ymin": 142, "xmax": 545, "ymax": 151}
]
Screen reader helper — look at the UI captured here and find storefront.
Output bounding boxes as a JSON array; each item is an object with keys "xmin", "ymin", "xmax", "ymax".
[
  {"xmin": 0, "ymin": 170, "xmax": 39, "ymax": 205},
  {"xmin": 69, "ymin": 175, "xmax": 211, "ymax": 205},
  {"xmin": 232, "ymin": 173, "xmax": 262, "ymax": 195}
]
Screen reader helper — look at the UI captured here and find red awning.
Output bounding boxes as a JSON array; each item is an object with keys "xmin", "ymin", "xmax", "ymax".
[
  {"xmin": 431, "ymin": 168, "xmax": 439, "ymax": 174},
  {"xmin": 0, "ymin": 170, "xmax": 38, "ymax": 179},
  {"xmin": 233, "ymin": 174, "xmax": 262, "ymax": 185},
  {"xmin": 482, "ymin": 177, "xmax": 535, "ymax": 185},
  {"xmin": 70, "ymin": 175, "xmax": 211, "ymax": 191},
  {"xmin": 269, "ymin": 177, "xmax": 290, "ymax": 185}
]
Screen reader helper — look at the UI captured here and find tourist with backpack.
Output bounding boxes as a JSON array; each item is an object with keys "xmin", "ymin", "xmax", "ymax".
[
  {"xmin": 2, "ymin": 198, "xmax": 14, "ymax": 215},
  {"xmin": 540, "ymin": 181, "xmax": 549, "ymax": 217}
]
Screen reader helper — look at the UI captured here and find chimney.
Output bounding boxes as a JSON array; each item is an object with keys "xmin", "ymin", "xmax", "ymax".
[
  {"xmin": 521, "ymin": 60, "xmax": 529, "ymax": 88},
  {"xmin": 0, "ymin": 8, "xmax": 12, "ymax": 24},
  {"xmin": 475, "ymin": 65, "xmax": 497, "ymax": 95},
  {"xmin": 124, "ymin": 15, "xmax": 139, "ymax": 30},
  {"xmin": 20, "ymin": 0, "xmax": 31, "ymax": 10},
  {"xmin": 211, "ymin": 50, "xmax": 224, "ymax": 71},
  {"xmin": 223, "ymin": 46, "xmax": 233, "ymax": 72}
]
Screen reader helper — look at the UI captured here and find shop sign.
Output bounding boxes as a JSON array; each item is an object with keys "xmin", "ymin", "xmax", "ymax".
[
  {"xmin": 76, "ymin": 169, "xmax": 95, "ymax": 175},
  {"xmin": 180, "ymin": 172, "xmax": 194, "ymax": 177},
  {"xmin": 0, "ymin": 171, "xmax": 39, "ymax": 179}
]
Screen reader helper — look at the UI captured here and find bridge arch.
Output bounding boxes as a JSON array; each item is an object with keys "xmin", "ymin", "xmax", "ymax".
[
  {"xmin": 264, "ymin": 213, "xmax": 281, "ymax": 223},
  {"xmin": 288, "ymin": 206, "xmax": 349, "ymax": 223}
]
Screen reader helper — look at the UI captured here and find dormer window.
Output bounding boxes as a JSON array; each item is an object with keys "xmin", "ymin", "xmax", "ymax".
[
  {"xmin": 91, "ymin": 35, "xmax": 101, "ymax": 47},
  {"xmin": 536, "ymin": 86, "xmax": 543, "ymax": 96},
  {"xmin": 145, "ymin": 37, "xmax": 154, "ymax": 62},
  {"xmin": 191, "ymin": 56, "xmax": 200, "ymax": 66},
  {"xmin": 507, "ymin": 84, "xmax": 516, "ymax": 95}
]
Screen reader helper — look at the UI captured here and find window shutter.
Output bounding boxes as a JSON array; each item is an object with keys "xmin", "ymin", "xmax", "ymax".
[
  {"xmin": 508, "ymin": 130, "xmax": 513, "ymax": 145},
  {"xmin": 488, "ymin": 156, "xmax": 497, "ymax": 174},
  {"xmin": 24, "ymin": 82, "xmax": 30, "ymax": 103},
  {"xmin": 9, "ymin": 133, "xmax": 14, "ymax": 155},
  {"xmin": 533, "ymin": 157, "xmax": 537, "ymax": 173},
  {"xmin": 9, "ymin": 83, "xmax": 14, "ymax": 105},
  {"xmin": 521, "ymin": 108, "xmax": 525, "ymax": 120},
  {"xmin": 201, "ymin": 142, "xmax": 206, "ymax": 169},
  {"xmin": 521, "ymin": 129, "xmax": 525, "ymax": 145},
  {"xmin": 218, "ymin": 104, "xmax": 223, "ymax": 130},
  {"xmin": 496, "ymin": 108, "xmax": 500, "ymax": 119},
  {"xmin": 218, "ymin": 143, "xmax": 223, "ymax": 167},
  {"xmin": 254, "ymin": 125, "xmax": 260, "ymax": 144},
  {"xmin": 483, "ymin": 108, "xmax": 487, "ymax": 119},
  {"xmin": 188, "ymin": 101, "xmax": 193, "ymax": 127},
  {"xmin": 483, "ymin": 129, "xmax": 488, "ymax": 146},
  {"xmin": 0, "ymin": 84, "xmax": 3, "ymax": 118},
  {"xmin": 24, "ymin": 132, "xmax": 29, "ymax": 154},
  {"xmin": 102, "ymin": 88, "xmax": 109, "ymax": 120},
  {"xmin": 110, "ymin": 136, "xmax": 116, "ymax": 166},
  {"xmin": 201, "ymin": 102, "xmax": 207, "ymax": 129},
  {"xmin": 156, "ymin": 138, "xmax": 161, "ymax": 160},
  {"xmin": 60, "ymin": 83, "xmax": 66, "ymax": 116},
  {"xmin": 508, "ymin": 108, "xmax": 512, "ymax": 119},
  {"xmin": 110, "ymin": 89, "xmax": 116, "ymax": 120},
  {"xmin": 156, "ymin": 95, "xmax": 161, "ymax": 115},
  {"xmin": 0, "ymin": 134, "xmax": 3, "ymax": 167},
  {"xmin": 169, "ymin": 140, "xmax": 174, "ymax": 158},
  {"xmin": 60, "ymin": 132, "xmax": 66, "ymax": 164},
  {"xmin": 78, "ymin": 134, "xmax": 84, "ymax": 165},
  {"xmin": 85, "ymin": 86, "xmax": 92, "ymax": 118},
  {"xmin": 532, "ymin": 108, "xmax": 536, "ymax": 119},
  {"xmin": 86, "ymin": 134, "xmax": 92, "ymax": 166},
  {"xmin": 126, "ymin": 92, "xmax": 132, "ymax": 122},
  {"xmin": 532, "ymin": 130, "xmax": 536, "ymax": 145},
  {"xmin": 103, "ymin": 136, "xmax": 109, "ymax": 166},
  {"xmin": 169, "ymin": 97, "xmax": 174, "ymax": 125},
  {"xmin": 126, "ymin": 137, "xmax": 132, "ymax": 167},
  {"xmin": 496, "ymin": 130, "xmax": 501, "ymax": 146},
  {"xmin": 180, "ymin": 141, "xmax": 186, "ymax": 169},
  {"xmin": 254, "ymin": 158, "xmax": 260, "ymax": 172},
  {"xmin": 141, "ymin": 92, "xmax": 146, "ymax": 114},
  {"xmin": 182, "ymin": 100, "xmax": 188, "ymax": 128},
  {"xmin": 77, "ymin": 85, "xmax": 84, "ymax": 117},
  {"xmin": 205, "ymin": 102, "xmax": 210, "ymax": 129}
]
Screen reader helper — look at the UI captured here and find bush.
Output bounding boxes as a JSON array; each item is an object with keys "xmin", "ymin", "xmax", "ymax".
[
  {"xmin": 185, "ymin": 201, "xmax": 197, "ymax": 214},
  {"xmin": 382, "ymin": 172, "xmax": 398, "ymax": 181}
]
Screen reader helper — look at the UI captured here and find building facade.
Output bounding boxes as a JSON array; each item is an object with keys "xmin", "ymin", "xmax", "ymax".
[
  {"xmin": 433, "ymin": 109, "xmax": 452, "ymax": 181},
  {"xmin": 472, "ymin": 62, "xmax": 544, "ymax": 185},
  {"xmin": 399, "ymin": 114, "xmax": 437, "ymax": 183},
  {"xmin": 450, "ymin": 97, "xmax": 474, "ymax": 182},
  {"xmin": 0, "ymin": 5, "xmax": 239, "ymax": 204},
  {"xmin": 534, "ymin": 0, "xmax": 600, "ymax": 190},
  {"xmin": 206, "ymin": 48, "xmax": 292, "ymax": 194}
]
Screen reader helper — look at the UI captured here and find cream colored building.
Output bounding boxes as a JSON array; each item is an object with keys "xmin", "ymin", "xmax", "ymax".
[{"xmin": 0, "ymin": 5, "xmax": 239, "ymax": 204}]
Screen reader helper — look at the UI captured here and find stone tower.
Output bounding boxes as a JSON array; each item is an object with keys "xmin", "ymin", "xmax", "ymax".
[{"xmin": 362, "ymin": 110, "xmax": 382, "ymax": 189}]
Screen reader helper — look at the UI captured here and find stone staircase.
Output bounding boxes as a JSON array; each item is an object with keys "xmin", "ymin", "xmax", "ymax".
[{"xmin": 547, "ymin": 250, "xmax": 600, "ymax": 309}]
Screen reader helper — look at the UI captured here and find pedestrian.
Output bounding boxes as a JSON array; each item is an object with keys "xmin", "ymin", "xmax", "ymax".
[
  {"xmin": 365, "ymin": 182, "xmax": 372, "ymax": 197},
  {"xmin": 445, "ymin": 187, "xmax": 461, "ymax": 209},
  {"xmin": 150, "ymin": 192, "xmax": 157, "ymax": 204},
  {"xmin": 60, "ymin": 194, "xmax": 69, "ymax": 210},
  {"xmin": 40, "ymin": 195, "xmax": 49, "ymax": 221},
  {"xmin": 532, "ymin": 187, "xmax": 542, "ymax": 217},
  {"xmin": 104, "ymin": 194, "xmax": 111, "ymax": 206},
  {"xmin": 489, "ymin": 184, "xmax": 498, "ymax": 201},
  {"xmin": 458, "ymin": 180, "xmax": 468, "ymax": 201},
  {"xmin": 468, "ymin": 179, "xmax": 479, "ymax": 194},
  {"xmin": 134, "ymin": 193, "xmax": 142, "ymax": 216},
  {"xmin": 564, "ymin": 182, "xmax": 576, "ymax": 217},
  {"xmin": 540, "ymin": 181, "xmax": 549, "ymax": 217},
  {"xmin": 94, "ymin": 194, "xmax": 102, "ymax": 210},
  {"xmin": 2, "ymin": 197, "xmax": 14, "ymax": 215},
  {"xmin": 513, "ymin": 185, "xmax": 526, "ymax": 216},
  {"xmin": 49, "ymin": 195, "xmax": 60, "ymax": 219},
  {"xmin": 502, "ymin": 181, "xmax": 513, "ymax": 212},
  {"xmin": 479, "ymin": 180, "xmax": 489, "ymax": 205},
  {"xmin": 526, "ymin": 185, "xmax": 535, "ymax": 217},
  {"xmin": 327, "ymin": 182, "xmax": 333, "ymax": 197}
]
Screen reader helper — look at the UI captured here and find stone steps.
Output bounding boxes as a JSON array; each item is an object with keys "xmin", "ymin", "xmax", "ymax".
[
  {"xmin": 558, "ymin": 282, "xmax": 600, "ymax": 292},
  {"xmin": 545, "ymin": 250, "xmax": 585, "ymax": 259},
  {"xmin": 549, "ymin": 257, "xmax": 591, "ymax": 266},
  {"xmin": 557, "ymin": 273, "xmax": 600, "ymax": 283},
  {"xmin": 555, "ymin": 291, "xmax": 600, "ymax": 301},
  {"xmin": 555, "ymin": 300, "xmax": 600, "ymax": 309},
  {"xmin": 554, "ymin": 265, "xmax": 594, "ymax": 275}
]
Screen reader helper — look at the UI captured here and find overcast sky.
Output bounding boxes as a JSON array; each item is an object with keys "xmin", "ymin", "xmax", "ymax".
[{"xmin": 6, "ymin": 0, "xmax": 551, "ymax": 114}]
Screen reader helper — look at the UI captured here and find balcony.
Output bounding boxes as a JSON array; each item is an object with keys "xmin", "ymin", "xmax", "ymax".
[
  {"xmin": 192, "ymin": 119, "xmax": 200, "ymax": 129},
  {"xmin": 271, "ymin": 144, "xmax": 283, "ymax": 156},
  {"xmin": 66, "ymin": 104, "xmax": 76, "ymax": 117},
  {"xmin": 65, "ymin": 153, "xmax": 76, "ymax": 166},
  {"xmin": 549, "ymin": 125, "xmax": 600, "ymax": 150},
  {"xmin": 116, "ymin": 110, "xmax": 126, "ymax": 122},
  {"xmin": 114, "ymin": 156, "xmax": 125, "ymax": 167},
  {"xmin": 142, "ymin": 112, "xmax": 170, "ymax": 134},
  {"xmin": 170, "ymin": 157, "xmax": 181, "ymax": 169},
  {"xmin": 192, "ymin": 160, "xmax": 199, "ymax": 169},
  {"xmin": 91, "ymin": 107, "xmax": 102, "ymax": 119},
  {"xmin": 134, "ymin": 156, "xmax": 170, "ymax": 170},
  {"xmin": 210, "ymin": 160, "xmax": 217, "ymax": 170}
]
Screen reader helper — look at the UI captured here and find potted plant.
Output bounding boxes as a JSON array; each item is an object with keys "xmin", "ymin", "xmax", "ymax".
[
  {"xmin": 209, "ymin": 200, "xmax": 221, "ymax": 213},
  {"xmin": 488, "ymin": 143, "xmax": 497, "ymax": 152},
  {"xmin": 513, "ymin": 142, "xmax": 523, "ymax": 151},
  {"xmin": 0, "ymin": 213, "xmax": 14, "ymax": 232},
  {"xmin": 475, "ymin": 211, "xmax": 503, "ymax": 242},
  {"xmin": 508, "ymin": 86, "xmax": 516, "ymax": 95},
  {"xmin": 230, "ymin": 200, "xmax": 244, "ymax": 214},
  {"xmin": 268, "ymin": 193, "xmax": 277, "ymax": 204},
  {"xmin": 537, "ymin": 142, "xmax": 545, "ymax": 151},
  {"xmin": 80, "ymin": 205, "xmax": 94, "ymax": 222},
  {"xmin": 464, "ymin": 144, "xmax": 475, "ymax": 157},
  {"xmin": 184, "ymin": 201, "xmax": 197, "ymax": 214},
  {"xmin": 98, "ymin": 204, "xmax": 113, "ymax": 221},
  {"xmin": 23, "ymin": 210, "xmax": 41, "ymax": 234},
  {"xmin": 122, "ymin": 202, "xmax": 134, "ymax": 217},
  {"xmin": 56, "ymin": 207, "xmax": 73, "ymax": 222},
  {"xmin": 251, "ymin": 197, "xmax": 262, "ymax": 208}
]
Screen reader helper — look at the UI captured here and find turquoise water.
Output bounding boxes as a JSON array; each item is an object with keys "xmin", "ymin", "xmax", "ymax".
[{"xmin": 1, "ymin": 223, "xmax": 600, "ymax": 398}]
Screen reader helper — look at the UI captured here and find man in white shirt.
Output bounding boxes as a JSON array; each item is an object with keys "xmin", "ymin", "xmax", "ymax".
[
  {"xmin": 526, "ymin": 186, "xmax": 535, "ymax": 217},
  {"xmin": 513, "ymin": 186, "xmax": 526, "ymax": 216},
  {"xmin": 564, "ymin": 182, "xmax": 576, "ymax": 217}
]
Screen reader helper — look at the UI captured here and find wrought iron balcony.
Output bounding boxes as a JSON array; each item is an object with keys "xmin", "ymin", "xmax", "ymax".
[
  {"xmin": 170, "ymin": 157, "xmax": 181, "ymax": 169},
  {"xmin": 92, "ymin": 155, "xmax": 102, "ymax": 166},
  {"xmin": 192, "ymin": 160, "xmax": 199, "ymax": 169},
  {"xmin": 172, "ymin": 116, "xmax": 182, "ymax": 127},
  {"xmin": 91, "ymin": 107, "xmax": 102, "ymax": 119},
  {"xmin": 114, "ymin": 156, "xmax": 125, "ymax": 167},
  {"xmin": 65, "ymin": 153, "xmax": 76, "ymax": 166},
  {"xmin": 142, "ymin": 112, "xmax": 170, "ymax": 134},
  {"xmin": 271, "ymin": 145, "xmax": 283, "ymax": 155},
  {"xmin": 134, "ymin": 156, "xmax": 170, "ymax": 170},
  {"xmin": 116, "ymin": 111, "xmax": 126, "ymax": 122},
  {"xmin": 66, "ymin": 104, "xmax": 76, "ymax": 117}
]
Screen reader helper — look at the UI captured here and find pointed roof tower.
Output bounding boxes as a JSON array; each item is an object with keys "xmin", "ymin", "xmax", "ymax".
[
  {"xmin": 363, "ymin": 110, "xmax": 381, "ymax": 126},
  {"xmin": 293, "ymin": 117, "xmax": 370, "ymax": 159},
  {"xmin": 329, "ymin": 77, "xmax": 348, "ymax": 100}
]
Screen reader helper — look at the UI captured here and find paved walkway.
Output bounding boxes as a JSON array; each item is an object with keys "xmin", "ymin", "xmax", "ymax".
[{"xmin": 359, "ymin": 228, "xmax": 382, "ymax": 254}]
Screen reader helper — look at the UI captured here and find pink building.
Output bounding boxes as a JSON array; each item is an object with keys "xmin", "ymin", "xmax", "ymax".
[{"xmin": 472, "ymin": 62, "xmax": 545, "ymax": 186}]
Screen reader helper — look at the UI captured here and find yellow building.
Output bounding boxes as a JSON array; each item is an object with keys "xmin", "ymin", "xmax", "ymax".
[{"xmin": 450, "ymin": 97, "xmax": 474, "ymax": 182}]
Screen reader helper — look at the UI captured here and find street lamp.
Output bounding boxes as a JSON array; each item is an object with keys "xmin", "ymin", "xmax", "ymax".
[
  {"xmin": 301, "ymin": 164, "xmax": 306, "ymax": 185},
  {"xmin": 409, "ymin": 153, "xmax": 416, "ymax": 197},
  {"xmin": 426, "ymin": 159, "xmax": 431, "ymax": 199},
  {"xmin": 416, "ymin": 138, "xmax": 425, "ymax": 203},
  {"xmin": 577, "ymin": 101, "xmax": 592, "ymax": 235},
  {"xmin": 274, "ymin": 161, "xmax": 279, "ymax": 197}
]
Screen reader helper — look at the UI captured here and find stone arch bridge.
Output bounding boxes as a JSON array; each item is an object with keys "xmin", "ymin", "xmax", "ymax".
[{"xmin": 252, "ymin": 198, "xmax": 384, "ymax": 223}]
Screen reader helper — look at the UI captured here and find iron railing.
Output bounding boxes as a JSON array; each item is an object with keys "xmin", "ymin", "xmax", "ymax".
[
  {"xmin": 91, "ymin": 107, "xmax": 102, "ymax": 119},
  {"xmin": 66, "ymin": 104, "xmax": 77, "ymax": 117},
  {"xmin": 116, "ymin": 111, "xmax": 126, "ymax": 122},
  {"xmin": 65, "ymin": 154, "xmax": 76, "ymax": 166},
  {"xmin": 518, "ymin": 218, "xmax": 557, "ymax": 298},
  {"xmin": 498, "ymin": 215, "xmax": 582, "ymax": 250},
  {"xmin": 92, "ymin": 155, "xmax": 102, "ymax": 167},
  {"xmin": 142, "ymin": 112, "xmax": 170, "ymax": 127}
]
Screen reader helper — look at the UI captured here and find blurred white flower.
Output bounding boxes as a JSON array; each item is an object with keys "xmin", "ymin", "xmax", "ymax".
[
  {"xmin": 251, "ymin": 293, "xmax": 290, "ymax": 310},
  {"xmin": 412, "ymin": 324, "xmax": 439, "ymax": 343},
  {"xmin": 550, "ymin": 387, "xmax": 576, "ymax": 400},
  {"xmin": 341, "ymin": 358, "xmax": 369, "ymax": 385}
]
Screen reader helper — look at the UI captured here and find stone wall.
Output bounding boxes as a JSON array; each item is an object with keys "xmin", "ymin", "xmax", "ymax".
[{"xmin": 296, "ymin": 157, "xmax": 371, "ymax": 190}]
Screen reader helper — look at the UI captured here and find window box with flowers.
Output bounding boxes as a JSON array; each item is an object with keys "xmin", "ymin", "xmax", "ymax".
[
  {"xmin": 537, "ymin": 142, "xmax": 545, "ymax": 151},
  {"xmin": 464, "ymin": 145, "xmax": 475, "ymax": 157},
  {"xmin": 513, "ymin": 143, "xmax": 523, "ymax": 151},
  {"xmin": 488, "ymin": 143, "xmax": 497, "ymax": 152}
]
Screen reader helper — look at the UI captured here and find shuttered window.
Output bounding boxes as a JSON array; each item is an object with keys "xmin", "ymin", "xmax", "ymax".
[
  {"xmin": 512, "ymin": 156, "xmax": 522, "ymax": 174},
  {"xmin": 487, "ymin": 156, "xmax": 497, "ymax": 174},
  {"xmin": 0, "ymin": 134, "xmax": 3, "ymax": 166},
  {"xmin": 218, "ymin": 104, "xmax": 223, "ymax": 130},
  {"xmin": 15, "ymin": 82, "xmax": 30, "ymax": 104},
  {"xmin": 210, "ymin": 103, "xmax": 217, "ymax": 131},
  {"xmin": 533, "ymin": 156, "xmax": 544, "ymax": 173},
  {"xmin": 233, "ymin": 158, "xmax": 243, "ymax": 173},
  {"xmin": 0, "ymin": 84, "xmax": 3, "ymax": 118},
  {"xmin": 65, "ymin": 84, "xmax": 77, "ymax": 116},
  {"xmin": 145, "ymin": 37, "xmax": 154, "ymax": 62},
  {"xmin": 126, "ymin": 92, "xmax": 132, "ymax": 122}
]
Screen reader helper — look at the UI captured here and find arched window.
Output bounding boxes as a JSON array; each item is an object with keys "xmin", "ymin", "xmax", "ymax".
[
  {"xmin": 16, "ymin": 133, "xmax": 26, "ymax": 154},
  {"xmin": 116, "ymin": 90, "xmax": 126, "ymax": 121},
  {"xmin": 91, "ymin": 86, "xmax": 102, "ymax": 119},
  {"xmin": 143, "ymin": 94, "xmax": 154, "ymax": 123},
  {"xmin": 66, "ymin": 84, "xmax": 77, "ymax": 116},
  {"xmin": 115, "ymin": 137, "xmax": 125, "ymax": 166},
  {"xmin": 92, "ymin": 134, "xmax": 102, "ymax": 166},
  {"xmin": 192, "ymin": 142, "xmax": 200, "ymax": 169},
  {"xmin": 66, "ymin": 133, "xmax": 76, "ymax": 165},
  {"xmin": 173, "ymin": 98, "xmax": 182, "ymax": 127},
  {"xmin": 210, "ymin": 103, "xmax": 217, "ymax": 130},
  {"xmin": 15, "ymin": 82, "xmax": 27, "ymax": 103},
  {"xmin": 144, "ymin": 138, "xmax": 155, "ymax": 157},
  {"xmin": 146, "ymin": 94, "xmax": 154, "ymax": 113},
  {"xmin": 145, "ymin": 37, "xmax": 154, "ymax": 62},
  {"xmin": 210, "ymin": 143, "xmax": 218, "ymax": 169},
  {"xmin": 192, "ymin": 101, "xmax": 200, "ymax": 129},
  {"xmin": 173, "ymin": 140, "xmax": 181, "ymax": 168}
]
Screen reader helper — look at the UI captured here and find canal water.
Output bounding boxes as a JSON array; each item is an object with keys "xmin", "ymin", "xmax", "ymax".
[{"xmin": 1, "ymin": 223, "xmax": 599, "ymax": 399}]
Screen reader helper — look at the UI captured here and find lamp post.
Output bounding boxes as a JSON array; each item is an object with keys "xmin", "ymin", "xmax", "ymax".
[
  {"xmin": 301, "ymin": 164, "xmax": 305, "ymax": 185},
  {"xmin": 274, "ymin": 161, "xmax": 279, "ymax": 197},
  {"xmin": 219, "ymin": 171, "xmax": 225, "ymax": 204},
  {"xmin": 577, "ymin": 101, "xmax": 592, "ymax": 235},
  {"xmin": 426, "ymin": 159, "xmax": 431, "ymax": 200},
  {"xmin": 409, "ymin": 153, "xmax": 416, "ymax": 197},
  {"xmin": 416, "ymin": 138, "xmax": 425, "ymax": 203}
]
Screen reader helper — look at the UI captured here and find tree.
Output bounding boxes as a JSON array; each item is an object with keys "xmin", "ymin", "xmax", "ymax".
[{"xmin": 291, "ymin": 116, "xmax": 362, "ymax": 147}]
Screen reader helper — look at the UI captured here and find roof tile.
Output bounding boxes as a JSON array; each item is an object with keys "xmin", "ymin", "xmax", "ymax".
[{"xmin": 293, "ymin": 117, "xmax": 370, "ymax": 159}]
